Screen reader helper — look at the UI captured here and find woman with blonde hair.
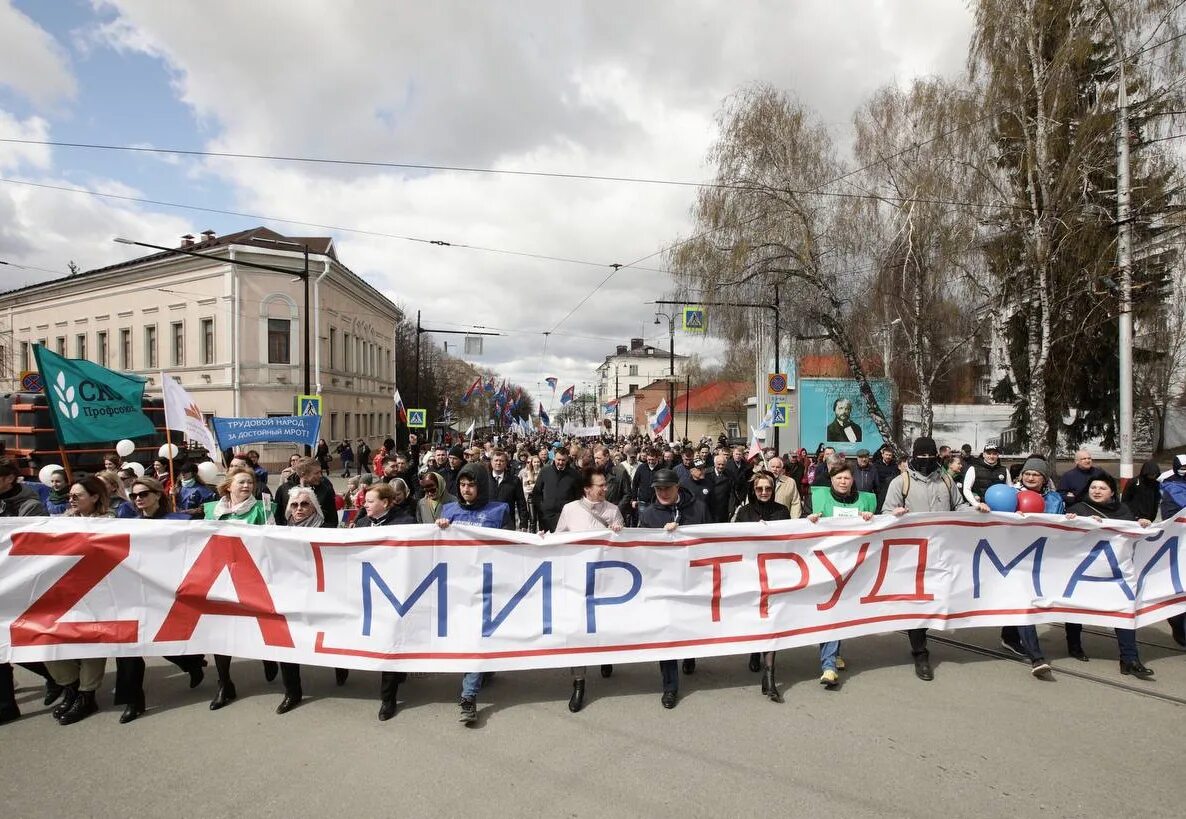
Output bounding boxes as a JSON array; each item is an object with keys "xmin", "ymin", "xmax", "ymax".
[{"xmin": 203, "ymin": 467, "xmax": 271, "ymax": 708}]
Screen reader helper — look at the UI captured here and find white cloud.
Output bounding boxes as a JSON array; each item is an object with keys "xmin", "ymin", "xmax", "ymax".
[
  {"xmin": 0, "ymin": 110, "xmax": 53, "ymax": 171},
  {"xmin": 34, "ymin": 0, "xmax": 975, "ymax": 388},
  {"xmin": 0, "ymin": 0, "xmax": 76, "ymax": 105}
]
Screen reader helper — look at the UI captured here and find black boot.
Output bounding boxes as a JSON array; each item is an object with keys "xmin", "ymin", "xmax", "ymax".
[
  {"xmin": 913, "ymin": 654, "xmax": 934, "ymax": 681},
  {"xmin": 748, "ymin": 653, "xmax": 761, "ymax": 673},
  {"xmin": 568, "ymin": 680, "xmax": 586, "ymax": 713},
  {"xmin": 43, "ymin": 680, "xmax": 64, "ymax": 707},
  {"xmin": 58, "ymin": 690, "xmax": 98, "ymax": 725},
  {"xmin": 681, "ymin": 658, "xmax": 696, "ymax": 675},
  {"xmin": 262, "ymin": 660, "xmax": 279, "ymax": 682},
  {"xmin": 0, "ymin": 702, "xmax": 18, "ymax": 725},
  {"xmin": 600, "ymin": 664, "xmax": 613, "ymax": 678},
  {"xmin": 335, "ymin": 668, "xmax": 350, "ymax": 686},
  {"xmin": 52, "ymin": 683, "xmax": 79, "ymax": 720},
  {"xmin": 275, "ymin": 689, "xmax": 302, "ymax": 715},
  {"xmin": 378, "ymin": 692, "xmax": 398, "ymax": 722},
  {"xmin": 761, "ymin": 666, "xmax": 784, "ymax": 703},
  {"xmin": 1120, "ymin": 660, "xmax": 1154, "ymax": 679},
  {"xmin": 120, "ymin": 693, "xmax": 145, "ymax": 724},
  {"xmin": 209, "ymin": 682, "xmax": 237, "ymax": 710},
  {"xmin": 1169, "ymin": 614, "xmax": 1186, "ymax": 648}
]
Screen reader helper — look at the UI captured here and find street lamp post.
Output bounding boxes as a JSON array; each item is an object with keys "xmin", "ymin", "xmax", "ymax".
[{"xmin": 654, "ymin": 311, "xmax": 676, "ymax": 442}]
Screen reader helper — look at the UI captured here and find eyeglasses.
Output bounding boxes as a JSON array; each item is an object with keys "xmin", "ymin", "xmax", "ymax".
[
  {"xmin": 129, "ymin": 490, "xmax": 156, "ymax": 500},
  {"xmin": 754, "ymin": 486, "xmax": 774, "ymax": 493},
  {"xmin": 292, "ymin": 501, "xmax": 314, "ymax": 509}
]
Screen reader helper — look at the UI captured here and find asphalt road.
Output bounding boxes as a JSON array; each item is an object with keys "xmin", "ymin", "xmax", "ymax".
[{"xmin": 3, "ymin": 622, "xmax": 1185, "ymax": 818}]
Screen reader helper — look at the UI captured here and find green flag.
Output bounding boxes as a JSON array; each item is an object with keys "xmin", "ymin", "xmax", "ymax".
[{"xmin": 33, "ymin": 345, "xmax": 156, "ymax": 445}]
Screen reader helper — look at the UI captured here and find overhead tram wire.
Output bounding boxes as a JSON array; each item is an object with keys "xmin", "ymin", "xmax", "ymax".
[{"xmin": 0, "ymin": 177, "xmax": 666, "ymax": 275}]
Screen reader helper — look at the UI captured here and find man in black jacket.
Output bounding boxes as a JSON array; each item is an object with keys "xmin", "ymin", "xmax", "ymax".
[
  {"xmin": 638, "ymin": 468, "xmax": 710, "ymax": 708},
  {"xmin": 632, "ymin": 448, "xmax": 662, "ymax": 516},
  {"xmin": 872, "ymin": 445, "xmax": 901, "ymax": 512},
  {"xmin": 488, "ymin": 449, "xmax": 528, "ymax": 530},
  {"xmin": 530, "ymin": 448, "xmax": 580, "ymax": 533},
  {"xmin": 852, "ymin": 449, "xmax": 880, "ymax": 497},
  {"xmin": 273, "ymin": 457, "xmax": 338, "ymax": 528},
  {"xmin": 707, "ymin": 452, "xmax": 736, "ymax": 523}
]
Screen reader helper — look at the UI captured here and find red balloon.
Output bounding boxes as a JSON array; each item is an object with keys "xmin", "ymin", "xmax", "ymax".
[{"xmin": 1016, "ymin": 489, "xmax": 1046, "ymax": 513}]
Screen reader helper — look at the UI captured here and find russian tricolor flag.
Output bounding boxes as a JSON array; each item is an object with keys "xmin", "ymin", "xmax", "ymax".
[
  {"xmin": 560, "ymin": 385, "xmax": 575, "ymax": 405},
  {"xmin": 650, "ymin": 398, "xmax": 671, "ymax": 437}
]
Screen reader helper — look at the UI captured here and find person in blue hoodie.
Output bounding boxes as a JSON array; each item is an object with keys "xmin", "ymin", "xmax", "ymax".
[
  {"xmin": 435, "ymin": 462, "xmax": 510, "ymax": 725},
  {"xmin": 1159, "ymin": 454, "xmax": 1186, "ymax": 647}
]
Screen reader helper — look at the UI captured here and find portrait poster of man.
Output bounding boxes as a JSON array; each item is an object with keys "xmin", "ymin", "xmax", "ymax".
[{"xmin": 799, "ymin": 378, "xmax": 893, "ymax": 453}]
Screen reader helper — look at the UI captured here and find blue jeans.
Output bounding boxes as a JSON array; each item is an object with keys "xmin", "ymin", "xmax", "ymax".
[
  {"xmin": 820, "ymin": 641, "xmax": 841, "ymax": 672},
  {"xmin": 460, "ymin": 671, "xmax": 483, "ymax": 700},
  {"xmin": 1017, "ymin": 625, "xmax": 1045, "ymax": 661}
]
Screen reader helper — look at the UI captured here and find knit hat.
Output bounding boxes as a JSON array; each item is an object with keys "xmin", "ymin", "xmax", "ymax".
[
  {"xmin": 911, "ymin": 437, "xmax": 938, "ymax": 457},
  {"xmin": 448, "ymin": 444, "xmax": 465, "ymax": 459},
  {"xmin": 1020, "ymin": 457, "xmax": 1048, "ymax": 479}
]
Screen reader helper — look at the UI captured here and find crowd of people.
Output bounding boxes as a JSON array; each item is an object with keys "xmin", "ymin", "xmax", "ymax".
[{"xmin": 2, "ymin": 431, "xmax": 1185, "ymax": 729}]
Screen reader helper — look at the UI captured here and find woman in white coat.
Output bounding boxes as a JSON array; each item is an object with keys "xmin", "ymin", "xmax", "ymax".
[{"xmin": 553, "ymin": 467, "xmax": 623, "ymax": 713}]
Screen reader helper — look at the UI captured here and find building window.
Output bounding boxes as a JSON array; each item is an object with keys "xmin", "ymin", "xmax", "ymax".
[
  {"xmin": 200, "ymin": 318, "xmax": 215, "ymax": 365},
  {"xmin": 268, "ymin": 318, "xmax": 291, "ymax": 364},
  {"xmin": 96, "ymin": 331, "xmax": 108, "ymax": 366},
  {"xmin": 727, "ymin": 422, "xmax": 740, "ymax": 439},
  {"xmin": 629, "ymin": 383, "xmax": 638, "ymax": 393},
  {"xmin": 145, "ymin": 325, "xmax": 158, "ymax": 368},
  {"xmin": 330, "ymin": 413, "xmax": 338, "ymax": 441},
  {"xmin": 20, "ymin": 341, "xmax": 29, "ymax": 372},
  {"xmin": 120, "ymin": 329, "xmax": 132, "ymax": 369},
  {"xmin": 171, "ymin": 321, "xmax": 184, "ymax": 366},
  {"xmin": 344, "ymin": 413, "xmax": 351, "ymax": 439},
  {"xmin": 75, "ymin": 334, "xmax": 87, "ymax": 360},
  {"xmin": 629, "ymin": 365, "xmax": 638, "ymax": 376},
  {"xmin": 56, "ymin": 336, "xmax": 66, "ymax": 355},
  {"xmin": 329, "ymin": 328, "xmax": 337, "ymax": 369},
  {"xmin": 344, "ymin": 333, "xmax": 352, "ymax": 372}
]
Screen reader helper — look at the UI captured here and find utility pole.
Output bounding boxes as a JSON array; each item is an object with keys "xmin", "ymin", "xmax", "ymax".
[{"xmin": 1102, "ymin": 0, "xmax": 1134, "ymax": 481}]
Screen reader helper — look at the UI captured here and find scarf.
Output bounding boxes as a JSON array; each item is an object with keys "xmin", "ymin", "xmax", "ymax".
[
  {"xmin": 578, "ymin": 497, "xmax": 618, "ymax": 529},
  {"xmin": 212, "ymin": 495, "xmax": 259, "ymax": 519},
  {"xmin": 830, "ymin": 486, "xmax": 860, "ymax": 505},
  {"xmin": 287, "ymin": 509, "xmax": 325, "ymax": 528},
  {"xmin": 48, "ymin": 486, "xmax": 69, "ymax": 505}
]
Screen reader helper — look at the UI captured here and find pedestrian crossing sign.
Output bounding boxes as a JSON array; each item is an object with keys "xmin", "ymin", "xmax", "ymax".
[
  {"xmin": 683, "ymin": 306, "xmax": 706, "ymax": 333},
  {"xmin": 296, "ymin": 394, "xmax": 322, "ymax": 416},
  {"xmin": 407, "ymin": 408, "xmax": 427, "ymax": 428},
  {"xmin": 768, "ymin": 400, "xmax": 790, "ymax": 428}
]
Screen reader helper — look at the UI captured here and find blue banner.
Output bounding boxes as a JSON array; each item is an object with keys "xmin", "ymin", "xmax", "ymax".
[{"xmin": 211, "ymin": 415, "xmax": 321, "ymax": 450}]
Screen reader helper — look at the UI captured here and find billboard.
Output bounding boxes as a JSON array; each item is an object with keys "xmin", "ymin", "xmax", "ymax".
[{"xmin": 799, "ymin": 378, "xmax": 893, "ymax": 453}]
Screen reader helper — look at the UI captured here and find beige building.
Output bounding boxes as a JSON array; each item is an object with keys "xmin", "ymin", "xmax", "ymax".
[
  {"xmin": 0, "ymin": 227, "xmax": 401, "ymax": 466},
  {"xmin": 595, "ymin": 337, "xmax": 687, "ymax": 405}
]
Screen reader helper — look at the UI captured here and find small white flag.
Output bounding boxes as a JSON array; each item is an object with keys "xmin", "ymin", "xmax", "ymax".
[
  {"xmin": 162, "ymin": 372, "xmax": 220, "ymax": 457},
  {"xmin": 465, "ymin": 420, "xmax": 476, "ymax": 440}
]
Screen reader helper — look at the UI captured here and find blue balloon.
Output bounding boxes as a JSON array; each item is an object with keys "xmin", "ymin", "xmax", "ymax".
[{"xmin": 984, "ymin": 483, "xmax": 1019, "ymax": 512}]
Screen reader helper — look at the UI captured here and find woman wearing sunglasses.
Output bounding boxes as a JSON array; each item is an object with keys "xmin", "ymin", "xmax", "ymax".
[
  {"xmin": 732, "ymin": 471, "xmax": 791, "ymax": 703},
  {"xmin": 270, "ymin": 486, "xmax": 349, "ymax": 715},
  {"xmin": 45, "ymin": 476, "xmax": 113, "ymax": 725},
  {"xmin": 112, "ymin": 477, "xmax": 207, "ymax": 723}
]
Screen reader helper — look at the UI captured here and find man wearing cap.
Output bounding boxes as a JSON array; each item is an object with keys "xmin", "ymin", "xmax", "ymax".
[
  {"xmin": 632, "ymin": 448, "xmax": 662, "ymax": 516},
  {"xmin": 883, "ymin": 437, "xmax": 987, "ymax": 681},
  {"xmin": 1161, "ymin": 454, "xmax": 1186, "ymax": 647},
  {"xmin": 852, "ymin": 449, "xmax": 880, "ymax": 497},
  {"xmin": 679, "ymin": 456, "xmax": 714, "ymax": 511},
  {"xmin": 441, "ymin": 445, "xmax": 466, "ymax": 496},
  {"xmin": 962, "ymin": 444, "xmax": 1009, "ymax": 507},
  {"xmin": 639, "ymin": 467, "xmax": 710, "ymax": 708}
]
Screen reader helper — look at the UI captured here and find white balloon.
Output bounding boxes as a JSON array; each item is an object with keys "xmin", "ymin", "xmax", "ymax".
[
  {"xmin": 38, "ymin": 464, "xmax": 64, "ymax": 485},
  {"xmin": 115, "ymin": 439, "xmax": 136, "ymax": 457},
  {"xmin": 127, "ymin": 462, "xmax": 145, "ymax": 477},
  {"xmin": 158, "ymin": 443, "xmax": 179, "ymax": 459},
  {"xmin": 196, "ymin": 462, "xmax": 220, "ymax": 484}
]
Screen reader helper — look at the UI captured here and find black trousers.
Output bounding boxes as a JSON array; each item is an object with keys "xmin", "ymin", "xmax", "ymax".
[
  {"xmin": 908, "ymin": 628, "xmax": 928, "ymax": 658},
  {"xmin": 380, "ymin": 671, "xmax": 408, "ymax": 702},
  {"xmin": 279, "ymin": 662, "xmax": 302, "ymax": 696},
  {"xmin": 0, "ymin": 661, "xmax": 53, "ymax": 707},
  {"xmin": 659, "ymin": 660, "xmax": 678, "ymax": 693},
  {"xmin": 113, "ymin": 655, "xmax": 205, "ymax": 705}
]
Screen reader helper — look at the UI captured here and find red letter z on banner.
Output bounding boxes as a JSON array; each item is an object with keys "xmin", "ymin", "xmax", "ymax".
[
  {"xmin": 9, "ymin": 531, "xmax": 138, "ymax": 646},
  {"xmin": 154, "ymin": 535, "xmax": 294, "ymax": 647}
]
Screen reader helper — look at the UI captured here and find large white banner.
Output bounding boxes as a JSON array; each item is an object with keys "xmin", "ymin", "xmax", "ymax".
[{"xmin": 1, "ymin": 513, "xmax": 1183, "ymax": 672}]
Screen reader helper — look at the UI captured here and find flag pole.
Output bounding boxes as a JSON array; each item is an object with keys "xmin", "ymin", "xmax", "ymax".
[
  {"xmin": 161, "ymin": 373, "xmax": 177, "ymax": 496},
  {"xmin": 57, "ymin": 443, "xmax": 73, "ymax": 483}
]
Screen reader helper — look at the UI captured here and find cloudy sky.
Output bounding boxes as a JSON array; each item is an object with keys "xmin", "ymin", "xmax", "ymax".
[{"xmin": 0, "ymin": 0, "xmax": 973, "ymax": 396}]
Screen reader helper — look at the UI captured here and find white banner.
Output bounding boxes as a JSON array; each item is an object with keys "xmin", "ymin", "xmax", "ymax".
[{"xmin": 1, "ymin": 514, "xmax": 1183, "ymax": 672}]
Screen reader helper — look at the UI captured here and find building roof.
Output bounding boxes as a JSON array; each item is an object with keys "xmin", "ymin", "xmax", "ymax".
[
  {"xmin": 798, "ymin": 354, "xmax": 883, "ymax": 378},
  {"xmin": 0, "ymin": 227, "xmax": 398, "ymax": 319},
  {"xmin": 671, "ymin": 380, "xmax": 749, "ymax": 414},
  {"xmin": 597, "ymin": 346, "xmax": 687, "ymax": 369}
]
